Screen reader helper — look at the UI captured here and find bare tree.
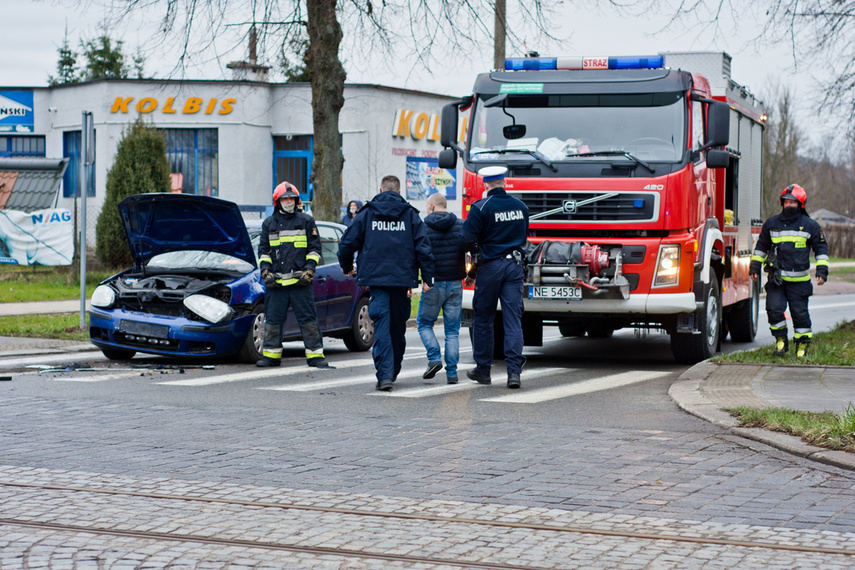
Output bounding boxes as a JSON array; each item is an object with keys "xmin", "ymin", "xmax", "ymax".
[
  {"xmin": 102, "ymin": 0, "xmax": 558, "ymax": 222},
  {"xmin": 761, "ymin": 86, "xmax": 801, "ymax": 217}
]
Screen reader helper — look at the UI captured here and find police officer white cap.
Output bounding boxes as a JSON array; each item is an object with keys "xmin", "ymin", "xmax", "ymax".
[{"xmin": 479, "ymin": 166, "xmax": 507, "ymax": 182}]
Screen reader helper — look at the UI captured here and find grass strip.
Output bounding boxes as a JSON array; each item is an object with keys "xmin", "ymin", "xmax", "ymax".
[
  {"xmin": 731, "ymin": 405, "xmax": 855, "ymax": 453},
  {"xmin": 0, "ymin": 313, "xmax": 89, "ymax": 342},
  {"xmin": 0, "ymin": 266, "xmax": 114, "ymax": 303},
  {"xmin": 714, "ymin": 321, "xmax": 855, "ymax": 366}
]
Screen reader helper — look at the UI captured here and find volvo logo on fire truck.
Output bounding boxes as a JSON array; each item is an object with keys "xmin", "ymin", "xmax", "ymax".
[{"xmin": 563, "ymin": 200, "xmax": 577, "ymax": 214}]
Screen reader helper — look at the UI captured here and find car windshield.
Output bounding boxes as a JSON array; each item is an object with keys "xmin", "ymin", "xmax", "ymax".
[
  {"xmin": 468, "ymin": 91, "xmax": 686, "ymax": 163},
  {"xmin": 146, "ymin": 250, "xmax": 255, "ymax": 275}
]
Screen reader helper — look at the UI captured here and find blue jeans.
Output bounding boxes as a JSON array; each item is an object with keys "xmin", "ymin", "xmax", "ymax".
[
  {"xmin": 368, "ymin": 287, "xmax": 410, "ymax": 382},
  {"xmin": 417, "ymin": 280, "xmax": 463, "ymax": 377}
]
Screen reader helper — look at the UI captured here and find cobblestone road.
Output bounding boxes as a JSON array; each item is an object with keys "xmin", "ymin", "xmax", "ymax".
[{"xmin": 3, "ymin": 394, "xmax": 855, "ymax": 567}]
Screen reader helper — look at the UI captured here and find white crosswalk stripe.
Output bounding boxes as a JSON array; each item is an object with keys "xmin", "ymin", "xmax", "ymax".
[
  {"xmin": 374, "ymin": 368, "xmax": 575, "ymax": 398},
  {"xmin": 480, "ymin": 370, "xmax": 671, "ymax": 403},
  {"xmin": 158, "ymin": 358, "xmax": 374, "ymax": 386},
  {"xmin": 261, "ymin": 368, "xmax": 425, "ymax": 392}
]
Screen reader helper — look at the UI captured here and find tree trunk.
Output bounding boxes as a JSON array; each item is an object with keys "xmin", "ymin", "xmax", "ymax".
[
  {"xmin": 305, "ymin": 0, "xmax": 346, "ymax": 222},
  {"xmin": 493, "ymin": 0, "xmax": 506, "ymax": 70}
]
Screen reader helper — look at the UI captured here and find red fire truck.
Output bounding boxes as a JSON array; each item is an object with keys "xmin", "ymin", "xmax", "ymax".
[{"xmin": 437, "ymin": 52, "xmax": 766, "ymax": 363}]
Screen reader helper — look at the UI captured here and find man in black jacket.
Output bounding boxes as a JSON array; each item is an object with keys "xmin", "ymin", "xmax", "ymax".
[
  {"xmin": 750, "ymin": 184, "xmax": 829, "ymax": 358},
  {"xmin": 417, "ymin": 193, "xmax": 465, "ymax": 384},
  {"xmin": 338, "ymin": 175, "xmax": 435, "ymax": 391}
]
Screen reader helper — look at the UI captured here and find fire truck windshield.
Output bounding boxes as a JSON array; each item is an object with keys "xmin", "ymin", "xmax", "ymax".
[{"xmin": 468, "ymin": 92, "xmax": 686, "ymax": 166}]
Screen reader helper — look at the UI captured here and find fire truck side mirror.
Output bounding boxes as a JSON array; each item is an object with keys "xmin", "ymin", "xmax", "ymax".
[
  {"xmin": 438, "ymin": 148, "xmax": 458, "ymax": 169},
  {"xmin": 705, "ymin": 149, "xmax": 730, "ymax": 169},
  {"xmin": 440, "ymin": 103, "xmax": 461, "ymax": 151},
  {"xmin": 706, "ymin": 101, "xmax": 730, "ymax": 148}
]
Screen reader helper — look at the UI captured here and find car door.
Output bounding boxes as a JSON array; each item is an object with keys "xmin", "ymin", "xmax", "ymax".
[{"xmin": 315, "ymin": 225, "xmax": 358, "ymax": 331}]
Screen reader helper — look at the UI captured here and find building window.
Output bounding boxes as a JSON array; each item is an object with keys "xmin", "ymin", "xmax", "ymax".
[
  {"xmin": 273, "ymin": 135, "xmax": 313, "ymax": 202},
  {"xmin": 0, "ymin": 135, "xmax": 45, "ymax": 157},
  {"xmin": 62, "ymin": 131, "xmax": 95, "ymax": 198},
  {"xmin": 161, "ymin": 129, "xmax": 219, "ymax": 196}
]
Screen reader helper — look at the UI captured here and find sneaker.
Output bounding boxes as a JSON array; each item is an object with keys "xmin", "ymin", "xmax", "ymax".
[
  {"xmin": 308, "ymin": 358, "xmax": 335, "ymax": 369},
  {"xmin": 773, "ymin": 337, "xmax": 789, "ymax": 357},
  {"xmin": 423, "ymin": 360, "xmax": 443, "ymax": 379},
  {"xmin": 256, "ymin": 357, "xmax": 281, "ymax": 367},
  {"xmin": 376, "ymin": 379, "xmax": 394, "ymax": 392},
  {"xmin": 447, "ymin": 376, "xmax": 458, "ymax": 385},
  {"xmin": 507, "ymin": 373, "xmax": 521, "ymax": 389},
  {"xmin": 467, "ymin": 368, "xmax": 492, "ymax": 385}
]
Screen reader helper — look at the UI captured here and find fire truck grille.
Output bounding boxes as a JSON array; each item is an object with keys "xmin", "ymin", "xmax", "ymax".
[{"xmin": 509, "ymin": 191, "xmax": 659, "ymax": 224}]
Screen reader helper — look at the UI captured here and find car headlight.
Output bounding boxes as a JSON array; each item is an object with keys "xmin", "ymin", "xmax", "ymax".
[
  {"xmin": 91, "ymin": 285, "xmax": 116, "ymax": 308},
  {"xmin": 183, "ymin": 295, "xmax": 235, "ymax": 324},
  {"xmin": 654, "ymin": 244, "xmax": 680, "ymax": 287}
]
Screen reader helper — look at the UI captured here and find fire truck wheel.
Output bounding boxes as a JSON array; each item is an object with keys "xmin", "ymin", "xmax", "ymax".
[
  {"xmin": 559, "ymin": 323, "xmax": 586, "ymax": 337},
  {"xmin": 670, "ymin": 273, "xmax": 722, "ymax": 363},
  {"xmin": 726, "ymin": 277, "xmax": 760, "ymax": 342}
]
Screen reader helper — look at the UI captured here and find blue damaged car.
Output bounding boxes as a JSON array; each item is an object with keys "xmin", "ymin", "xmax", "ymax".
[{"xmin": 89, "ymin": 193, "xmax": 373, "ymax": 362}]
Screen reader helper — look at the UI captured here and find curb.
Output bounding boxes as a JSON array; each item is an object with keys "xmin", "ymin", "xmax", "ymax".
[{"xmin": 670, "ymin": 361, "xmax": 855, "ymax": 471}]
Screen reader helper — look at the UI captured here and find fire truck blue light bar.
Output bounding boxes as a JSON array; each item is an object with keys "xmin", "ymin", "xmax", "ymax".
[{"xmin": 504, "ymin": 56, "xmax": 665, "ymax": 71}]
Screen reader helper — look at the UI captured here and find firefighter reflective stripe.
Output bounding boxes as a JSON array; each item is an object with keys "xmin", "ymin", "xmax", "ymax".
[
  {"xmin": 816, "ymin": 254, "xmax": 829, "ymax": 268},
  {"xmin": 259, "ymin": 255, "xmax": 273, "ymax": 264},
  {"xmin": 751, "ymin": 249, "xmax": 766, "ymax": 263},
  {"xmin": 794, "ymin": 328, "xmax": 812, "ymax": 339},
  {"xmin": 306, "ymin": 348, "xmax": 325, "ymax": 359},
  {"xmin": 769, "ymin": 320, "xmax": 787, "ymax": 331},
  {"xmin": 770, "ymin": 230, "xmax": 810, "ymax": 246},
  {"xmin": 269, "ymin": 229, "xmax": 308, "ymax": 248},
  {"xmin": 306, "ymin": 252, "xmax": 321, "ymax": 263},
  {"xmin": 263, "ymin": 348, "xmax": 283, "ymax": 358},
  {"xmin": 781, "ymin": 269, "xmax": 811, "ymax": 282},
  {"xmin": 276, "ymin": 277, "xmax": 300, "ymax": 286}
]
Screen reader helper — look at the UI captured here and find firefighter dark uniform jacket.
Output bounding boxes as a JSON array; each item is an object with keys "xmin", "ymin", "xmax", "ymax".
[
  {"xmin": 258, "ymin": 210, "xmax": 322, "ymax": 286},
  {"xmin": 749, "ymin": 210, "xmax": 829, "ymax": 283},
  {"xmin": 338, "ymin": 190, "xmax": 435, "ymax": 288},
  {"xmin": 461, "ymin": 187, "xmax": 530, "ymax": 260}
]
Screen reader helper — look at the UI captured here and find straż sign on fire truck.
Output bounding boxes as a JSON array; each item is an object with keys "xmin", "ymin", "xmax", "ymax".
[{"xmin": 437, "ymin": 52, "xmax": 766, "ymax": 363}]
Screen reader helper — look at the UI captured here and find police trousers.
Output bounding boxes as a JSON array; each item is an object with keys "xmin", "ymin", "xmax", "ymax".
[
  {"xmin": 765, "ymin": 280, "xmax": 813, "ymax": 341},
  {"xmin": 368, "ymin": 287, "xmax": 410, "ymax": 382},
  {"xmin": 472, "ymin": 257, "xmax": 526, "ymax": 374}
]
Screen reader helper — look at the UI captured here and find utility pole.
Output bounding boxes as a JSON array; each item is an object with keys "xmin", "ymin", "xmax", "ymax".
[
  {"xmin": 79, "ymin": 111, "xmax": 93, "ymax": 329},
  {"xmin": 493, "ymin": 0, "xmax": 506, "ymax": 70}
]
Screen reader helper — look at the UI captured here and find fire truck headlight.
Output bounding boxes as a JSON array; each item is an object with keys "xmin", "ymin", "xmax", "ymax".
[{"xmin": 654, "ymin": 245, "xmax": 680, "ymax": 287}]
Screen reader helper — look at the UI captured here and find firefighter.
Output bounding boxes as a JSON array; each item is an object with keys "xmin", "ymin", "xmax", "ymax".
[
  {"xmin": 337, "ymin": 175, "xmax": 434, "ymax": 391},
  {"xmin": 749, "ymin": 184, "xmax": 829, "ymax": 358},
  {"xmin": 257, "ymin": 181, "xmax": 333, "ymax": 369},
  {"xmin": 460, "ymin": 166, "xmax": 530, "ymax": 389}
]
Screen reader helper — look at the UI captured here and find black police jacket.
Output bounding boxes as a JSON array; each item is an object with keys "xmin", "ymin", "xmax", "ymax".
[
  {"xmin": 258, "ymin": 210, "xmax": 322, "ymax": 286},
  {"xmin": 749, "ymin": 208, "xmax": 829, "ymax": 283},
  {"xmin": 424, "ymin": 211, "xmax": 465, "ymax": 282},
  {"xmin": 460, "ymin": 187, "xmax": 529, "ymax": 261},
  {"xmin": 337, "ymin": 190, "xmax": 435, "ymax": 288}
]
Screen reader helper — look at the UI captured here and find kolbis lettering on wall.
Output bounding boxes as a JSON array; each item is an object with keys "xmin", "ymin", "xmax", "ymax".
[{"xmin": 372, "ymin": 221, "xmax": 406, "ymax": 231}]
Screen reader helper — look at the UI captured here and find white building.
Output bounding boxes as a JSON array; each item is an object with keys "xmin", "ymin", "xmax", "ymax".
[{"xmin": 0, "ymin": 79, "xmax": 461, "ymax": 241}]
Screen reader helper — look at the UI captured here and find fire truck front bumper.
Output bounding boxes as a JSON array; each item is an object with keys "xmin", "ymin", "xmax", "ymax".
[{"xmin": 461, "ymin": 288, "xmax": 696, "ymax": 315}]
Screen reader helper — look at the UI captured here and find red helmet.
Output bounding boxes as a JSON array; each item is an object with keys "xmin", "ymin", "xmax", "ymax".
[
  {"xmin": 273, "ymin": 181, "xmax": 301, "ymax": 206},
  {"xmin": 780, "ymin": 184, "xmax": 806, "ymax": 207}
]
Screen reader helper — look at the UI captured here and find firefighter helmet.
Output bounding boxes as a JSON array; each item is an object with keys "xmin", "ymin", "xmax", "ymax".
[
  {"xmin": 272, "ymin": 181, "xmax": 301, "ymax": 206},
  {"xmin": 780, "ymin": 184, "xmax": 807, "ymax": 208}
]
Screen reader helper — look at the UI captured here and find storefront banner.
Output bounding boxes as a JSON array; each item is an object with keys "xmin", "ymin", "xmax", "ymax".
[
  {"xmin": 0, "ymin": 91, "xmax": 34, "ymax": 133},
  {"xmin": 0, "ymin": 209, "xmax": 74, "ymax": 266},
  {"xmin": 405, "ymin": 157, "xmax": 457, "ymax": 201}
]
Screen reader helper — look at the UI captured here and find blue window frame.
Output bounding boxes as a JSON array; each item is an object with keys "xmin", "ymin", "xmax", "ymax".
[
  {"xmin": 0, "ymin": 135, "xmax": 45, "ymax": 157},
  {"xmin": 161, "ymin": 129, "xmax": 219, "ymax": 196},
  {"xmin": 62, "ymin": 131, "xmax": 95, "ymax": 198},
  {"xmin": 273, "ymin": 135, "xmax": 313, "ymax": 202}
]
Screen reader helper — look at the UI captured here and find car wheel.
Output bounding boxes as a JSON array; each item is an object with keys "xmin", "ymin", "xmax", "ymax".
[
  {"xmin": 344, "ymin": 296, "xmax": 374, "ymax": 351},
  {"xmin": 238, "ymin": 305, "xmax": 265, "ymax": 363},
  {"xmin": 100, "ymin": 347, "xmax": 136, "ymax": 360}
]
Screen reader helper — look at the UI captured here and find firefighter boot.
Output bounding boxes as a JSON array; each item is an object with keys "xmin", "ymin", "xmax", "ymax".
[
  {"xmin": 795, "ymin": 339, "xmax": 809, "ymax": 359},
  {"xmin": 773, "ymin": 337, "xmax": 789, "ymax": 357}
]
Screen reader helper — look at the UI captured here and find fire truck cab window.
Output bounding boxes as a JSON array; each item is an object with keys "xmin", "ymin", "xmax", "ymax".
[
  {"xmin": 692, "ymin": 100, "xmax": 705, "ymax": 162},
  {"xmin": 469, "ymin": 92, "xmax": 685, "ymax": 164}
]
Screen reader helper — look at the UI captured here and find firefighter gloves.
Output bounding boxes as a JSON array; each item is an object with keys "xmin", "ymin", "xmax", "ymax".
[
  {"xmin": 262, "ymin": 268, "xmax": 278, "ymax": 288},
  {"xmin": 298, "ymin": 268, "xmax": 315, "ymax": 286}
]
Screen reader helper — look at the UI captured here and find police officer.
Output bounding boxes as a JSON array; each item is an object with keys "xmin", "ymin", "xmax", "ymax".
[
  {"xmin": 750, "ymin": 184, "xmax": 829, "ymax": 358},
  {"xmin": 257, "ymin": 181, "xmax": 333, "ymax": 369},
  {"xmin": 337, "ymin": 175, "xmax": 435, "ymax": 391},
  {"xmin": 461, "ymin": 166, "xmax": 529, "ymax": 389}
]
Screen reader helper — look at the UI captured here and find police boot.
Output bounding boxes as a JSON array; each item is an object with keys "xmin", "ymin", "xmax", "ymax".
[
  {"xmin": 795, "ymin": 340, "xmax": 809, "ymax": 359},
  {"xmin": 772, "ymin": 337, "xmax": 789, "ymax": 357}
]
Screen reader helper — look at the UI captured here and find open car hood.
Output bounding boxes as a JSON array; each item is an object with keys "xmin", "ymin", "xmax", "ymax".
[{"xmin": 118, "ymin": 194, "xmax": 257, "ymax": 268}]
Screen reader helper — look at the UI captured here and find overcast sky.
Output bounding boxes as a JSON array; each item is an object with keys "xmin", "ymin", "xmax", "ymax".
[{"xmin": 3, "ymin": 0, "xmax": 835, "ymax": 146}]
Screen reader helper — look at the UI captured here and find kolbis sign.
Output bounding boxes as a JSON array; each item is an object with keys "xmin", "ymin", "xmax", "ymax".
[{"xmin": 0, "ymin": 91, "xmax": 34, "ymax": 133}]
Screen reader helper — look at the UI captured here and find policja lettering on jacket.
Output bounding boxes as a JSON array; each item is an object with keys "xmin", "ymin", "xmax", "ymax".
[
  {"xmin": 495, "ymin": 210, "xmax": 524, "ymax": 222},
  {"xmin": 371, "ymin": 220, "xmax": 407, "ymax": 231}
]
